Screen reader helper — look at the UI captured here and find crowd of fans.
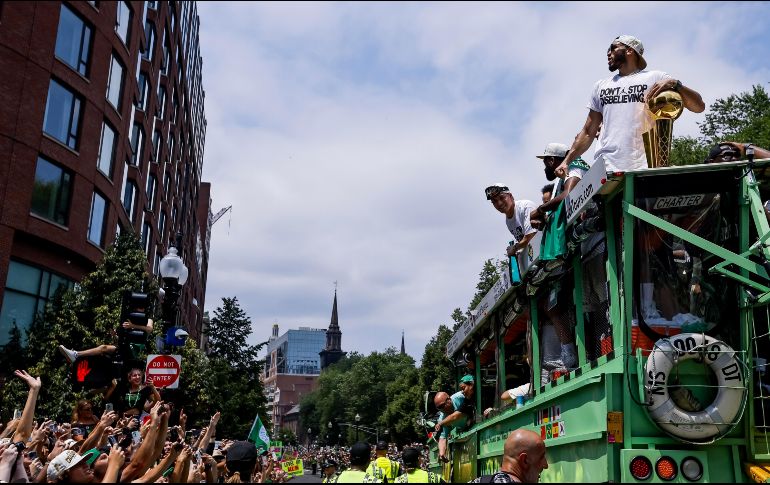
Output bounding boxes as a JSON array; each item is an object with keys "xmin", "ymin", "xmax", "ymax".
[{"xmin": 0, "ymin": 369, "xmax": 292, "ymax": 483}]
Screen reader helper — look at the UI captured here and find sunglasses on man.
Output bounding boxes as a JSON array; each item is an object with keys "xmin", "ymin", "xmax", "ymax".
[{"xmin": 485, "ymin": 185, "xmax": 509, "ymax": 200}]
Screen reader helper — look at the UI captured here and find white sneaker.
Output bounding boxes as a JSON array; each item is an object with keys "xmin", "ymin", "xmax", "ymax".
[
  {"xmin": 541, "ymin": 368, "xmax": 550, "ymax": 386},
  {"xmin": 58, "ymin": 345, "xmax": 77, "ymax": 364}
]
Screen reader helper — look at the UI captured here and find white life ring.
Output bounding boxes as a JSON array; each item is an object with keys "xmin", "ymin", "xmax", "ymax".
[{"xmin": 644, "ymin": 332, "xmax": 746, "ymax": 442}]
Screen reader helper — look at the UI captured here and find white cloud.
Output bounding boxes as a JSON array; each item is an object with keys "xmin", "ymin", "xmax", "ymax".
[{"xmin": 198, "ymin": 1, "xmax": 770, "ymax": 361}]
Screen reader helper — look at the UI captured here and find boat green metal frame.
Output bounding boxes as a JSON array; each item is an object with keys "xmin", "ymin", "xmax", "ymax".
[{"xmin": 432, "ymin": 160, "xmax": 770, "ymax": 482}]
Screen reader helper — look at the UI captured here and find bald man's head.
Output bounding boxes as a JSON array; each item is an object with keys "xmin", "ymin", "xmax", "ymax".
[
  {"xmin": 502, "ymin": 430, "xmax": 548, "ymax": 483},
  {"xmin": 434, "ymin": 392, "xmax": 453, "ymax": 413}
]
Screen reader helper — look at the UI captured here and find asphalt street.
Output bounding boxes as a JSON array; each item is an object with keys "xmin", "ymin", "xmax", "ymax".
[{"xmin": 289, "ymin": 469, "xmax": 323, "ymax": 483}]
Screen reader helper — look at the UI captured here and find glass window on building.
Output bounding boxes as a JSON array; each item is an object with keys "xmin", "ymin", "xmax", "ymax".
[
  {"xmin": 30, "ymin": 157, "xmax": 72, "ymax": 226},
  {"xmin": 43, "ymin": 79, "xmax": 82, "ymax": 150},
  {"xmin": 97, "ymin": 120, "xmax": 116, "ymax": 177},
  {"xmin": 136, "ymin": 71, "xmax": 148, "ymax": 110},
  {"xmin": 130, "ymin": 122, "xmax": 144, "ymax": 165},
  {"xmin": 158, "ymin": 209, "xmax": 166, "ymax": 242},
  {"xmin": 157, "ymin": 85, "xmax": 166, "ymax": 119},
  {"xmin": 142, "ymin": 21, "xmax": 155, "ymax": 61},
  {"xmin": 0, "ymin": 260, "xmax": 74, "ymax": 345},
  {"xmin": 122, "ymin": 176, "xmax": 137, "ymax": 223},
  {"xmin": 106, "ymin": 54, "xmax": 125, "ymax": 111},
  {"xmin": 141, "ymin": 221, "xmax": 152, "ymax": 254},
  {"xmin": 168, "ymin": 133, "xmax": 175, "ymax": 160},
  {"xmin": 152, "ymin": 129, "xmax": 161, "ymax": 161},
  {"xmin": 55, "ymin": 4, "xmax": 92, "ymax": 76},
  {"xmin": 146, "ymin": 174, "xmax": 157, "ymax": 211},
  {"xmin": 161, "ymin": 33, "xmax": 169, "ymax": 74},
  {"xmin": 115, "ymin": 1, "xmax": 131, "ymax": 45},
  {"xmin": 163, "ymin": 171, "xmax": 170, "ymax": 198},
  {"xmin": 87, "ymin": 191, "xmax": 108, "ymax": 246}
]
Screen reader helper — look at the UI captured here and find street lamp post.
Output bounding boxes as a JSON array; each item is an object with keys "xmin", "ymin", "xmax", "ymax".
[
  {"xmin": 158, "ymin": 245, "xmax": 189, "ymax": 351},
  {"xmin": 355, "ymin": 413, "xmax": 361, "ymax": 442},
  {"xmin": 307, "ymin": 427, "xmax": 312, "ymax": 448}
]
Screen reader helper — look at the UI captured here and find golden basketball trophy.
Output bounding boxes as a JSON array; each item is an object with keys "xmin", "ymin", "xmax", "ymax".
[{"xmin": 642, "ymin": 90, "xmax": 684, "ymax": 167}]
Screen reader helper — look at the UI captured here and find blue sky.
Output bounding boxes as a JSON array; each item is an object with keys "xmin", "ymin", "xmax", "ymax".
[{"xmin": 197, "ymin": 1, "xmax": 770, "ymax": 362}]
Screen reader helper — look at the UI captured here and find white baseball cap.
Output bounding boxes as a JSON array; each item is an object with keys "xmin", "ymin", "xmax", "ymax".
[
  {"xmin": 485, "ymin": 183, "xmax": 510, "ymax": 200},
  {"xmin": 47, "ymin": 450, "xmax": 86, "ymax": 480},
  {"xmin": 614, "ymin": 35, "xmax": 647, "ymax": 70},
  {"xmin": 536, "ymin": 143, "xmax": 569, "ymax": 159}
]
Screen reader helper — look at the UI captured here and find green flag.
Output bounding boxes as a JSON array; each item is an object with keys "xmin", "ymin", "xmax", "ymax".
[{"xmin": 247, "ymin": 415, "xmax": 270, "ymax": 454}]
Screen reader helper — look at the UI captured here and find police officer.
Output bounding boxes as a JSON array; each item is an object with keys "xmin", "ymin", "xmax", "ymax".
[
  {"xmin": 321, "ymin": 458, "xmax": 340, "ymax": 483},
  {"xmin": 368, "ymin": 441, "xmax": 403, "ymax": 482},
  {"xmin": 328, "ymin": 442, "xmax": 381, "ymax": 483},
  {"xmin": 395, "ymin": 448, "xmax": 444, "ymax": 483}
]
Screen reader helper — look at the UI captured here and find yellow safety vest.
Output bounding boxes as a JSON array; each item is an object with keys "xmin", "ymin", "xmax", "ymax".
[
  {"xmin": 394, "ymin": 469, "xmax": 442, "ymax": 483},
  {"xmin": 369, "ymin": 457, "xmax": 401, "ymax": 481},
  {"xmin": 329, "ymin": 469, "xmax": 381, "ymax": 483}
]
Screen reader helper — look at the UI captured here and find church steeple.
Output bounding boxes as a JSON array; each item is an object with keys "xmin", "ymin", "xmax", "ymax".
[
  {"xmin": 400, "ymin": 331, "xmax": 405, "ymax": 355},
  {"xmin": 320, "ymin": 285, "xmax": 346, "ymax": 370},
  {"xmin": 325, "ymin": 290, "xmax": 342, "ymax": 351}
]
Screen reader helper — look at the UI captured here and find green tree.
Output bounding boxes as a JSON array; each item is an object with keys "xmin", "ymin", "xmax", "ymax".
[
  {"xmin": 468, "ymin": 259, "xmax": 501, "ymax": 311},
  {"xmin": 278, "ymin": 427, "xmax": 297, "ymax": 446},
  {"xmin": 450, "ymin": 308, "xmax": 467, "ymax": 332},
  {"xmin": 670, "ymin": 136, "xmax": 710, "ymax": 166},
  {"xmin": 671, "ymin": 84, "xmax": 770, "ymax": 166},
  {"xmin": 0, "ymin": 323, "xmax": 26, "ymax": 374},
  {"xmin": 203, "ymin": 297, "xmax": 268, "ymax": 439},
  {"xmin": 205, "ymin": 297, "xmax": 258, "ymax": 370},
  {"xmin": 0, "ymin": 233, "xmax": 156, "ymax": 422},
  {"xmin": 699, "ymin": 84, "xmax": 770, "ymax": 146},
  {"xmin": 418, "ymin": 324, "xmax": 454, "ymax": 394},
  {"xmin": 300, "ymin": 350, "xmax": 421, "ymax": 445}
]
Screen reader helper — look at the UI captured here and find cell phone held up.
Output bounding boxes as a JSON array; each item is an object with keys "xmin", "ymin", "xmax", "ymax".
[{"xmin": 105, "ymin": 403, "xmax": 114, "ymax": 412}]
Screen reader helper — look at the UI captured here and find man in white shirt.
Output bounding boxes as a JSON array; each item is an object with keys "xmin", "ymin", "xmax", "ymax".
[
  {"xmin": 557, "ymin": 34, "xmax": 705, "ymax": 176},
  {"xmin": 485, "ymin": 184, "xmax": 538, "ymax": 257}
]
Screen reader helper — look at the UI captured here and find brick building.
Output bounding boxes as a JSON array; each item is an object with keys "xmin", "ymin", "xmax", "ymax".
[
  {"xmin": 0, "ymin": 1, "xmax": 211, "ymax": 345},
  {"xmin": 264, "ymin": 324, "xmax": 326, "ymax": 434}
]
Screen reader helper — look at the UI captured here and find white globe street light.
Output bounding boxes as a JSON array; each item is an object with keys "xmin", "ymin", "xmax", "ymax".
[{"xmin": 159, "ymin": 247, "xmax": 188, "ymax": 284}]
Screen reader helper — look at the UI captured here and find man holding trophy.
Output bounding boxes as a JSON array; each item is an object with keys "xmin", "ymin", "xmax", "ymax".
[{"xmin": 556, "ymin": 34, "xmax": 705, "ymax": 175}]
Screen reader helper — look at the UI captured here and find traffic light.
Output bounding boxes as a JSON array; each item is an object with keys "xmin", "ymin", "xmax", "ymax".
[
  {"xmin": 71, "ymin": 355, "xmax": 113, "ymax": 391},
  {"xmin": 118, "ymin": 291, "xmax": 151, "ymax": 359},
  {"xmin": 121, "ymin": 291, "xmax": 150, "ymax": 328}
]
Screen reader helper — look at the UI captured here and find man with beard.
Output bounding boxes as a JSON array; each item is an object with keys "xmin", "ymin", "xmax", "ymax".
[
  {"xmin": 529, "ymin": 143, "xmax": 588, "ymax": 370},
  {"xmin": 556, "ymin": 35, "xmax": 704, "ymax": 176},
  {"xmin": 470, "ymin": 430, "xmax": 548, "ymax": 483}
]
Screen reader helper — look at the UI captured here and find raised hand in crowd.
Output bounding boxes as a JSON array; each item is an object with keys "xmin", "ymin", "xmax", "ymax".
[
  {"xmin": 178, "ymin": 408, "xmax": 188, "ymax": 435},
  {"xmin": 101, "ymin": 444, "xmax": 126, "ymax": 483},
  {"xmin": 11, "ymin": 369, "xmax": 42, "ymax": 444},
  {"xmin": 55, "ymin": 422, "xmax": 72, "ymax": 440},
  {"xmin": 201, "ymin": 453, "xmax": 218, "ymax": 483},
  {"xmin": 0, "ymin": 443, "xmax": 18, "ymax": 483},
  {"xmin": 0, "ymin": 419, "xmax": 18, "ymax": 440},
  {"xmin": 171, "ymin": 444, "xmax": 194, "ymax": 484},
  {"xmin": 195, "ymin": 411, "xmax": 220, "ymax": 452}
]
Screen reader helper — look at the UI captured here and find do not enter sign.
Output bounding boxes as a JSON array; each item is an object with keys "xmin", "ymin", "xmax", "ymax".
[{"xmin": 145, "ymin": 354, "xmax": 182, "ymax": 389}]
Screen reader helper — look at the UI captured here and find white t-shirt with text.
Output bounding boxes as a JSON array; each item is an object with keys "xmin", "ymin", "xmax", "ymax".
[
  {"xmin": 588, "ymin": 69, "xmax": 673, "ymax": 172},
  {"xmin": 506, "ymin": 199, "xmax": 538, "ymax": 243}
]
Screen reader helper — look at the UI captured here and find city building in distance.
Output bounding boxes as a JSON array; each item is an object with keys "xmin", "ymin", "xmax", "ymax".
[
  {"xmin": 263, "ymin": 290, "xmax": 346, "ymax": 436},
  {"xmin": 264, "ymin": 324, "xmax": 326, "ymax": 435}
]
